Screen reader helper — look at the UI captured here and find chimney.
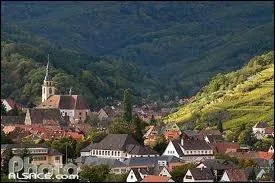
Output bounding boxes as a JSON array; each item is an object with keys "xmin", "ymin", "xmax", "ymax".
[{"xmin": 181, "ymin": 138, "xmax": 184, "ymax": 146}]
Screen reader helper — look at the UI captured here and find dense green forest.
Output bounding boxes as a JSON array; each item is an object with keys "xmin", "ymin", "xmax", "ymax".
[
  {"xmin": 165, "ymin": 52, "xmax": 274, "ymax": 136},
  {"xmin": 1, "ymin": 24, "xmax": 160, "ymax": 108},
  {"xmin": 1, "ymin": 1, "xmax": 274, "ymax": 98}
]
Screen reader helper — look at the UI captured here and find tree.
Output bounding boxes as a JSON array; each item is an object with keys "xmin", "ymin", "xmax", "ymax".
[
  {"xmin": 108, "ymin": 118, "xmax": 135, "ymax": 134},
  {"xmin": 171, "ymin": 163, "xmax": 195, "ymax": 182},
  {"xmin": 123, "ymin": 89, "xmax": 133, "ymax": 122},
  {"xmin": 152, "ymin": 135, "xmax": 167, "ymax": 154},
  {"xmin": 149, "ymin": 115, "xmax": 157, "ymax": 125},
  {"xmin": 217, "ymin": 120, "xmax": 223, "ymax": 133},
  {"xmin": 105, "ymin": 173, "xmax": 127, "ymax": 182},
  {"xmin": 1, "ymin": 148, "xmax": 13, "ymax": 175},
  {"xmin": 1, "ymin": 101, "xmax": 7, "ymax": 116},
  {"xmin": 87, "ymin": 128, "xmax": 107, "ymax": 143},
  {"xmin": 133, "ymin": 115, "xmax": 144, "ymax": 144},
  {"xmin": 248, "ymin": 167, "xmax": 256, "ymax": 182},
  {"xmin": 238, "ymin": 128, "xmax": 257, "ymax": 147},
  {"xmin": 80, "ymin": 165, "xmax": 110, "ymax": 182}
]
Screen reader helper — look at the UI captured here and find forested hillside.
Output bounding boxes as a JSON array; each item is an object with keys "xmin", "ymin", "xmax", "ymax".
[
  {"xmin": 2, "ymin": 1, "xmax": 274, "ymax": 97},
  {"xmin": 165, "ymin": 52, "xmax": 274, "ymax": 135},
  {"xmin": 1, "ymin": 24, "xmax": 159, "ymax": 108}
]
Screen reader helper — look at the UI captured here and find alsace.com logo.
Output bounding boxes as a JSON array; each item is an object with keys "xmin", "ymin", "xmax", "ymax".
[{"xmin": 8, "ymin": 156, "xmax": 79, "ymax": 180}]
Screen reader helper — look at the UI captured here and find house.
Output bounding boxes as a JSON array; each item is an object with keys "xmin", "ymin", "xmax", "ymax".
[
  {"xmin": 1, "ymin": 116, "xmax": 25, "ymax": 125},
  {"xmin": 197, "ymin": 129, "xmax": 222, "ymax": 141},
  {"xmin": 252, "ymin": 121, "xmax": 270, "ymax": 139},
  {"xmin": 268, "ymin": 145, "xmax": 274, "ymax": 153},
  {"xmin": 126, "ymin": 166, "xmax": 171, "ymax": 182},
  {"xmin": 183, "ymin": 167, "xmax": 215, "ymax": 182},
  {"xmin": 212, "ymin": 142, "xmax": 240, "ymax": 154},
  {"xmin": 123, "ymin": 156, "xmax": 184, "ymax": 171},
  {"xmin": 220, "ymin": 169, "xmax": 248, "ymax": 182},
  {"xmin": 164, "ymin": 130, "xmax": 181, "ymax": 141},
  {"xmin": 2, "ymin": 144, "xmax": 63, "ymax": 172},
  {"xmin": 75, "ymin": 156, "xmax": 128, "ymax": 174},
  {"xmin": 38, "ymin": 60, "xmax": 90, "ymax": 123},
  {"xmin": 80, "ymin": 134, "xmax": 159, "ymax": 161},
  {"xmin": 164, "ymin": 123, "xmax": 181, "ymax": 134},
  {"xmin": 196, "ymin": 159, "xmax": 237, "ymax": 181},
  {"xmin": 162, "ymin": 138, "xmax": 214, "ymax": 163},
  {"xmin": 245, "ymin": 167, "xmax": 266, "ymax": 181},
  {"xmin": 181, "ymin": 130, "xmax": 198, "ymax": 140},
  {"xmin": 143, "ymin": 125, "xmax": 162, "ymax": 146},
  {"xmin": 1, "ymin": 98, "xmax": 25, "ymax": 112},
  {"xmin": 141, "ymin": 175, "xmax": 174, "ymax": 182},
  {"xmin": 204, "ymin": 134, "xmax": 224, "ymax": 144}
]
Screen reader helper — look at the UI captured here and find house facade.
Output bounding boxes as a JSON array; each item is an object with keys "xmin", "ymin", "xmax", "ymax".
[
  {"xmin": 80, "ymin": 134, "xmax": 159, "ymax": 162},
  {"xmin": 162, "ymin": 138, "xmax": 214, "ymax": 163},
  {"xmin": 183, "ymin": 168, "xmax": 215, "ymax": 182}
]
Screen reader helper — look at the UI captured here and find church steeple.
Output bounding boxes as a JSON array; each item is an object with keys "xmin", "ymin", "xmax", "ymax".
[
  {"xmin": 42, "ymin": 54, "xmax": 56, "ymax": 102},
  {"xmin": 44, "ymin": 54, "xmax": 51, "ymax": 81}
]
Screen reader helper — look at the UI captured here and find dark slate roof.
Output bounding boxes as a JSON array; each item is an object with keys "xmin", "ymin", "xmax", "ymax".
[
  {"xmin": 123, "ymin": 156, "xmax": 182, "ymax": 167},
  {"xmin": 225, "ymin": 169, "xmax": 248, "ymax": 181},
  {"xmin": 172, "ymin": 138, "xmax": 212, "ymax": 152},
  {"xmin": 199, "ymin": 159, "xmax": 237, "ymax": 170},
  {"xmin": 206, "ymin": 134, "xmax": 224, "ymax": 143},
  {"xmin": 75, "ymin": 157, "xmax": 126, "ymax": 168},
  {"xmin": 189, "ymin": 168, "xmax": 215, "ymax": 180},
  {"xmin": 28, "ymin": 108, "xmax": 62, "ymax": 124},
  {"xmin": 245, "ymin": 167, "xmax": 265, "ymax": 178},
  {"xmin": 81, "ymin": 134, "xmax": 158, "ymax": 155},
  {"xmin": 171, "ymin": 140, "xmax": 184, "ymax": 157},
  {"xmin": 254, "ymin": 121, "xmax": 269, "ymax": 128},
  {"xmin": 1, "ymin": 116, "xmax": 25, "ymax": 124},
  {"xmin": 132, "ymin": 169, "xmax": 143, "ymax": 181},
  {"xmin": 182, "ymin": 130, "xmax": 198, "ymax": 138},
  {"xmin": 253, "ymin": 158, "xmax": 270, "ymax": 167}
]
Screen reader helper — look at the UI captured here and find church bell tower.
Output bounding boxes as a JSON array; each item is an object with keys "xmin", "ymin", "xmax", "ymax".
[{"xmin": 42, "ymin": 54, "xmax": 56, "ymax": 102}]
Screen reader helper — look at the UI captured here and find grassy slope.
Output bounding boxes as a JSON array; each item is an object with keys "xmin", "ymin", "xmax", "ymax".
[{"xmin": 164, "ymin": 52, "xmax": 274, "ymax": 131}]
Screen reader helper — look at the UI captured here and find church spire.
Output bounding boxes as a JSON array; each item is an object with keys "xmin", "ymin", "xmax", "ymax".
[{"xmin": 44, "ymin": 54, "xmax": 51, "ymax": 81}]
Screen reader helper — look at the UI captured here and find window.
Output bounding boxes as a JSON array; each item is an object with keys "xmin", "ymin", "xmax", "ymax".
[
  {"xmin": 186, "ymin": 175, "xmax": 192, "ymax": 179},
  {"xmin": 115, "ymin": 151, "xmax": 117, "ymax": 156},
  {"xmin": 108, "ymin": 151, "xmax": 110, "ymax": 156},
  {"xmin": 205, "ymin": 151, "xmax": 207, "ymax": 153},
  {"xmin": 131, "ymin": 175, "xmax": 133, "ymax": 179},
  {"xmin": 79, "ymin": 112, "xmax": 82, "ymax": 116},
  {"xmin": 118, "ymin": 151, "xmax": 120, "ymax": 156},
  {"xmin": 55, "ymin": 157, "xmax": 60, "ymax": 160},
  {"xmin": 49, "ymin": 88, "xmax": 52, "ymax": 94},
  {"xmin": 111, "ymin": 151, "xmax": 113, "ymax": 156},
  {"xmin": 43, "ymin": 88, "xmax": 45, "ymax": 94}
]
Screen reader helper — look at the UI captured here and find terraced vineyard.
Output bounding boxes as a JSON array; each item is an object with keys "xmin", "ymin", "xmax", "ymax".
[{"xmin": 164, "ymin": 52, "xmax": 274, "ymax": 132}]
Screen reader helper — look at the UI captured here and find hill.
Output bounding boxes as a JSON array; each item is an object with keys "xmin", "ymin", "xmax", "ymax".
[
  {"xmin": 164, "ymin": 52, "xmax": 274, "ymax": 133},
  {"xmin": 1, "ymin": 24, "xmax": 160, "ymax": 108},
  {"xmin": 1, "ymin": 1, "xmax": 274, "ymax": 97}
]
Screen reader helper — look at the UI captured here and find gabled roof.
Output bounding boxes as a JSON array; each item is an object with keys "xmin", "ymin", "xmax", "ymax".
[
  {"xmin": 224, "ymin": 169, "xmax": 247, "ymax": 181},
  {"xmin": 189, "ymin": 168, "xmax": 215, "ymax": 180},
  {"xmin": 214, "ymin": 142, "xmax": 240, "ymax": 154},
  {"xmin": 172, "ymin": 138, "xmax": 212, "ymax": 151},
  {"xmin": 245, "ymin": 167, "xmax": 265, "ymax": 178},
  {"xmin": 141, "ymin": 175, "xmax": 172, "ymax": 182},
  {"xmin": 1, "ymin": 116, "xmax": 25, "ymax": 124},
  {"xmin": 81, "ymin": 134, "xmax": 159, "ymax": 155},
  {"xmin": 198, "ymin": 129, "xmax": 222, "ymax": 137},
  {"xmin": 198, "ymin": 159, "xmax": 237, "ymax": 170},
  {"xmin": 254, "ymin": 121, "xmax": 269, "ymax": 128},
  {"xmin": 132, "ymin": 169, "xmax": 143, "ymax": 181},
  {"xmin": 39, "ymin": 95, "xmax": 89, "ymax": 110},
  {"xmin": 27, "ymin": 108, "xmax": 63, "ymax": 124},
  {"xmin": 205, "ymin": 134, "xmax": 224, "ymax": 143}
]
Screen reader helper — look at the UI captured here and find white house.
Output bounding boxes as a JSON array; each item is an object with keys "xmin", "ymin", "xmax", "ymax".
[
  {"xmin": 162, "ymin": 138, "xmax": 214, "ymax": 163},
  {"xmin": 80, "ymin": 134, "xmax": 159, "ymax": 162},
  {"xmin": 252, "ymin": 121, "xmax": 270, "ymax": 139},
  {"xmin": 183, "ymin": 168, "xmax": 215, "ymax": 182}
]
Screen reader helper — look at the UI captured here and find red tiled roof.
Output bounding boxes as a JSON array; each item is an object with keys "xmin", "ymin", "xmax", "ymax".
[
  {"xmin": 39, "ymin": 95, "xmax": 89, "ymax": 110},
  {"xmin": 225, "ymin": 169, "xmax": 247, "ymax": 181},
  {"xmin": 228, "ymin": 151, "xmax": 273, "ymax": 160},
  {"xmin": 265, "ymin": 127, "xmax": 274, "ymax": 134},
  {"xmin": 141, "ymin": 175, "xmax": 172, "ymax": 182},
  {"xmin": 214, "ymin": 142, "xmax": 240, "ymax": 154}
]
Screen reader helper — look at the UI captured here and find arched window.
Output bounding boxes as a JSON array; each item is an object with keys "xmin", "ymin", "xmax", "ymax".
[
  {"xmin": 43, "ymin": 88, "xmax": 45, "ymax": 94},
  {"xmin": 49, "ymin": 88, "xmax": 52, "ymax": 94}
]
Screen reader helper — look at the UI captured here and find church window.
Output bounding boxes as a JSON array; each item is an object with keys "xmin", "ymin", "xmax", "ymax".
[
  {"xmin": 43, "ymin": 88, "xmax": 45, "ymax": 94},
  {"xmin": 49, "ymin": 88, "xmax": 52, "ymax": 94}
]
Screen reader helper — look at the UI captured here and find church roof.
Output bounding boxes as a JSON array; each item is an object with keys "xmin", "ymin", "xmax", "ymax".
[{"xmin": 39, "ymin": 95, "xmax": 89, "ymax": 110}]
